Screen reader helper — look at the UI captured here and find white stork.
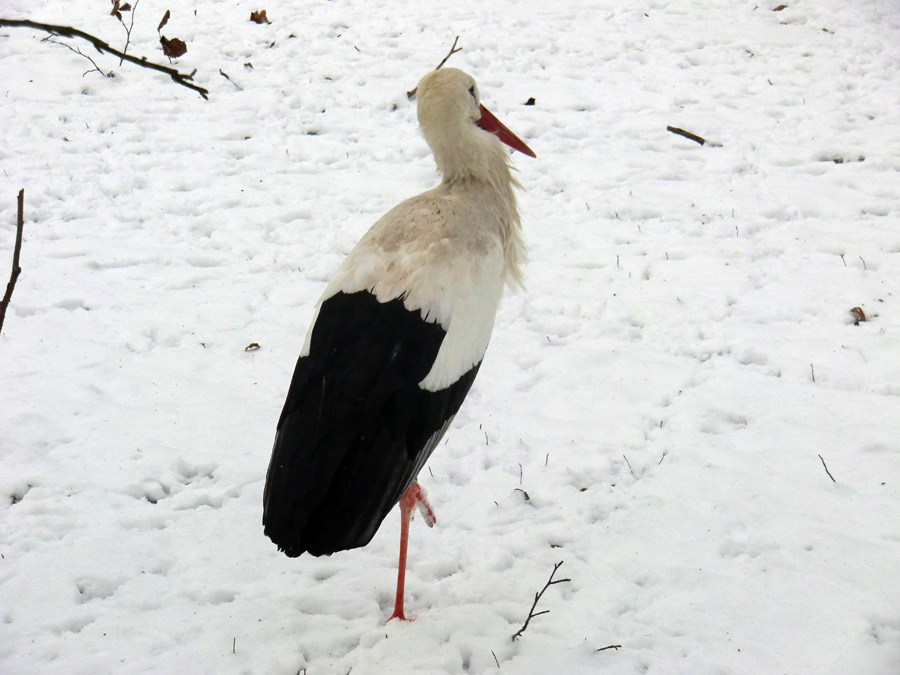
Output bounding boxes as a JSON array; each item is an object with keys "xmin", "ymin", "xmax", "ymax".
[{"xmin": 263, "ymin": 67, "xmax": 534, "ymax": 620}]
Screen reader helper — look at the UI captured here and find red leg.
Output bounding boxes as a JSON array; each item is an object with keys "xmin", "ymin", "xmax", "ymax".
[{"xmin": 389, "ymin": 481, "xmax": 436, "ymax": 621}]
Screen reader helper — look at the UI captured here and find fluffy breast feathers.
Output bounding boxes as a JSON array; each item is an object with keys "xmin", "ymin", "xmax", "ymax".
[{"xmin": 301, "ymin": 184, "xmax": 512, "ymax": 392}]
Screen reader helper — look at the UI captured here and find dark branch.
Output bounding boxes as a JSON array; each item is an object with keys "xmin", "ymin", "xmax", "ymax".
[
  {"xmin": 818, "ymin": 454, "xmax": 836, "ymax": 483},
  {"xmin": 433, "ymin": 35, "xmax": 461, "ymax": 72},
  {"xmin": 623, "ymin": 454, "xmax": 636, "ymax": 478},
  {"xmin": 407, "ymin": 36, "xmax": 462, "ymax": 99},
  {"xmin": 511, "ymin": 561, "xmax": 570, "ymax": 641},
  {"xmin": 0, "ymin": 18, "xmax": 209, "ymax": 99},
  {"xmin": 596, "ymin": 644, "xmax": 622, "ymax": 652},
  {"xmin": 666, "ymin": 125, "xmax": 706, "ymax": 145},
  {"xmin": 220, "ymin": 69, "xmax": 242, "ymax": 90},
  {"xmin": 0, "ymin": 189, "xmax": 25, "ymax": 335}
]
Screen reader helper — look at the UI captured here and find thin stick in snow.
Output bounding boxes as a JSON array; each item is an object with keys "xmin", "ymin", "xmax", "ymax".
[
  {"xmin": 432, "ymin": 35, "xmax": 462, "ymax": 72},
  {"xmin": 220, "ymin": 69, "xmax": 242, "ymax": 90},
  {"xmin": 0, "ymin": 19, "xmax": 209, "ymax": 99},
  {"xmin": 43, "ymin": 37, "xmax": 112, "ymax": 77},
  {"xmin": 666, "ymin": 125, "xmax": 707, "ymax": 145},
  {"xmin": 818, "ymin": 454, "xmax": 836, "ymax": 483},
  {"xmin": 0, "ymin": 189, "xmax": 24, "ymax": 335},
  {"xmin": 407, "ymin": 36, "xmax": 462, "ymax": 99},
  {"xmin": 511, "ymin": 561, "xmax": 570, "ymax": 641},
  {"xmin": 596, "ymin": 644, "xmax": 622, "ymax": 652},
  {"xmin": 111, "ymin": 0, "xmax": 140, "ymax": 66}
]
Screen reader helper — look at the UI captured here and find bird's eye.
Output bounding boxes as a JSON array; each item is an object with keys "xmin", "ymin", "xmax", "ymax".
[{"xmin": 468, "ymin": 85, "xmax": 477, "ymax": 100}]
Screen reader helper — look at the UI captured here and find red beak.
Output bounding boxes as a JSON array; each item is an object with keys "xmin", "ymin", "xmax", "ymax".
[{"xmin": 477, "ymin": 104, "xmax": 536, "ymax": 158}]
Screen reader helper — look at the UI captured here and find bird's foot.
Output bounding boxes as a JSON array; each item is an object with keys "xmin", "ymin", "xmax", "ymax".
[
  {"xmin": 399, "ymin": 481, "xmax": 436, "ymax": 527},
  {"xmin": 414, "ymin": 484, "xmax": 436, "ymax": 527},
  {"xmin": 388, "ymin": 606, "xmax": 410, "ymax": 621},
  {"xmin": 389, "ymin": 482, "xmax": 436, "ymax": 622}
]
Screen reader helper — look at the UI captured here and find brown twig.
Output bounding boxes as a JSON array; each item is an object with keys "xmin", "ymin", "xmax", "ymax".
[
  {"xmin": 596, "ymin": 644, "xmax": 622, "ymax": 652},
  {"xmin": 511, "ymin": 561, "xmax": 570, "ymax": 641},
  {"xmin": 818, "ymin": 454, "xmax": 836, "ymax": 483},
  {"xmin": 433, "ymin": 35, "xmax": 461, "ymax": 71},
  {"xmin": 0, "ymin": 18, "xmax": 209, "ymax": 99},
  {"xmin": 0, "ymin": 189, "xmax": 25, "ymax": 335},
  {"xmin": 407, "ymin": 36, "xmax": 462, "ymax": 99},
  {"xmin": 113, "ymin": 0, "xmax": 139, "ymax": 66},
  {"xmin": 44, "ymin": 36, "xmax": 113, "ymax": 77},
  {"xmin": 666, "ymin": 125, "xmax": 707, "ymax": 145},
  {"xmin": 220, "ymin": 69, "xmax": 242, "ymax": 90},
  {"xmin": 623, "ymin": 454, "xmax": 636, "ymax": 479}
]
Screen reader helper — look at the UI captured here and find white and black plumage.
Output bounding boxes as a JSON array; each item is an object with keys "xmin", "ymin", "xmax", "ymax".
[{"xmin": 263, "ymin": 67, "xmax": 534, "ymax": 620}]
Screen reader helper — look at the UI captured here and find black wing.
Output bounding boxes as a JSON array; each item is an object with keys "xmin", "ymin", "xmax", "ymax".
[{"xmin": 263, "ymin": 290, "xmax": 480, "ymax": 557}]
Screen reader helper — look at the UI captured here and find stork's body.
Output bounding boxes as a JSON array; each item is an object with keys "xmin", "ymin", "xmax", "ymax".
[{"xmin": 263, "ymin": 68, "xmax": 534, "ymax": 620}]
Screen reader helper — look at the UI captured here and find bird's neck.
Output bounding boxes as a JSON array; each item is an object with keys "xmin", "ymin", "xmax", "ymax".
[
  {"xmin": 442, "ymin": 168, "xmax": 526, "ymax": 290},
  {"xmin": 435, "ymin": 134, "xmax": 513, "ymax": 192}
]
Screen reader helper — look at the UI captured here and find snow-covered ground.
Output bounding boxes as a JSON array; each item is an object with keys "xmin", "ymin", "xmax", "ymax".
[{"xmin": 2, "ymin": 0, "xmax": 900, "ymax": 672}]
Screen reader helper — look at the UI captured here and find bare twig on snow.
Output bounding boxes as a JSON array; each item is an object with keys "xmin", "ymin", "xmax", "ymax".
[
  {"xmin": 623, "ymin": 454, "xmax": 636, "ymax": 478},
  {"xmin": 511, "ymin": 561, "xmax": 570, "ymax": 641},
  {"xmin": 432, "ymin": 35, "xmax": 461, "ymax": 72},
  {"xmin": 0, "ymin": 189, "xmax": 25, "ymax": 335},
  {"xmin": 0, "ymin": 18, "xmax": 208, "ymax": 99},
  {"xmin": 818, "ymin": 454, "xmax": 836, "ymax": 483},
  {"xmin": 407, "ymin": 36, "xmax": 462, "ymax": 99},
  {"xmin": 111, "ymin": 0, "xmax": 140, "ymax": 66},
  {"xmin": 220, "ymin": 69, "xmax": 242, "ymax": 90},
  {"xmin": 666, "ymin": 125, "xmax": 707, "ymax": 145},
  {"xmin": 43, "ymin": 36, "xmax": 113, "ymax": 77}
]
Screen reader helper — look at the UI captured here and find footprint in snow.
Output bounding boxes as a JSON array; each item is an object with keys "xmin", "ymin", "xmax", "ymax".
[{"xmin": 126, "ymin": 458, "xmax": 226, "ymax": 510}]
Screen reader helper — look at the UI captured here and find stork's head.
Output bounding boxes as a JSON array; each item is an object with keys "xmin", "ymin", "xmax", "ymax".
[{"xmin": 415, "ymin": 68, "xmax": 535, "ymax": 185}]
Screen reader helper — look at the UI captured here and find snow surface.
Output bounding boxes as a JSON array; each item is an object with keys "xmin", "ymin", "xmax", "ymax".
[{"xmin": 2, "ymin": 0, "xmax": 900, "ymax": 673}]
